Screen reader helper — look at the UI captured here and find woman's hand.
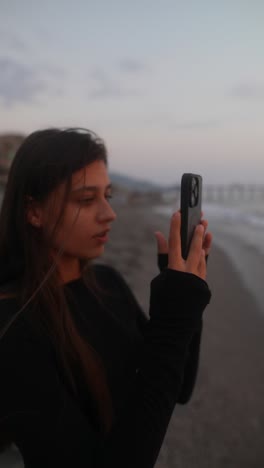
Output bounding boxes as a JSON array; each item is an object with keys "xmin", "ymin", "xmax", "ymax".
[{"xmin": 154, "ymin": 211, "xmax": 213, "ymax": 281}]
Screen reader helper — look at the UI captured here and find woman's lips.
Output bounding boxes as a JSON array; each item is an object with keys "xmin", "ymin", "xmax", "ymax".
[
  {"xmin": 93, "ymin": 230, "xmax": 110, "ymax": 243},
  {"xmin": 93, "ymin": 234, "xmax": 108, "ymax": 243}
]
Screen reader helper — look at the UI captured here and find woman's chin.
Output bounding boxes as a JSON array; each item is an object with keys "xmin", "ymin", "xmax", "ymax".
[{"xmin": 84, "ymin": 245, "xmax": 105, "ymax": 260}]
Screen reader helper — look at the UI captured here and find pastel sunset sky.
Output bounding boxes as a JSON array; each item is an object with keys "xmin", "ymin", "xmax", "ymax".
[{"xmin": 0, "ymin": 0, "xmax": 263, "ymax": 184}]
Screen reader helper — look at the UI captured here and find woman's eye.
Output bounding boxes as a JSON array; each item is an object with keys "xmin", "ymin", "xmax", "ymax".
[
  {"xmin": 79, "ymin": 195, "xmax": 113, "ymax": 204},
  {"xmin": 80, "ymin": 198, "xmax": 94, "ymax": 203}
]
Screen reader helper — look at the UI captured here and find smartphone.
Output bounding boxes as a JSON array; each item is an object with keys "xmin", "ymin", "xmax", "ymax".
[{"xmin": 180, "ymin": 173, "xmax": 202, "ymax": 260}]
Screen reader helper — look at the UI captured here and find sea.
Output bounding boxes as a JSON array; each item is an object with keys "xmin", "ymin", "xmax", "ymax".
[
  {"xmin": 153, "ymin": 198, "xmax": 264, "ymax": 253},
  {"xmin": 153, "ymin": 199, "xmax": 264, "ymax": 312}
]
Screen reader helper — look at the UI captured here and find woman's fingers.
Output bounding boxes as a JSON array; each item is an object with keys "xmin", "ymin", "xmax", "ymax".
[
  {"xmin": 168, "ymin": 212, "xmax": 183, "ymax": 269},
  {"xmin": 154, "ymin": 231, "xmax": 168, "ymax": 254},
  {"xmin": 200, "ymin": 219, "xmax": 208, "ymax": 231},
  {"xmin": 154, "ymin": 211, "xmax": 212, "ymax": 279},
  {"xmin": 200, "ymin": 218, "xmax": 212, "ymax": 256},
  {"xmin": 186, "ymin": 224, "xmax": 205, "ymax": 270},
  {"xmin": 203, "ymin": 231, "xmax": 213, "ymax": 256},
  {"xmin": 198, "ymin": 249, "xmax": 207, "ymax": 280}
]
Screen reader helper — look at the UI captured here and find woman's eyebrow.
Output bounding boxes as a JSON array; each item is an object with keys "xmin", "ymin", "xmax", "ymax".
[{"xmin": 71, "ymin": 183, "xmax": 112, "ymax": 193}]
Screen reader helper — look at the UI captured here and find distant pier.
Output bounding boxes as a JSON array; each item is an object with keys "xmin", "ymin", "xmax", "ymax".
[
  {"xmin": 161, "ymin": 184, "xmax": 264, "ymax": 205},
  {"xmin": 202, "ymin": 184, "xmax": 264, "ymax": 203}
]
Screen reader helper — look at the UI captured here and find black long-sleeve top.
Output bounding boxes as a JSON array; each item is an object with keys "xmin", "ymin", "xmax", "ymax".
[{"xmin": 0, "ymin": 262, "xmax": 211, "ymax": 468}]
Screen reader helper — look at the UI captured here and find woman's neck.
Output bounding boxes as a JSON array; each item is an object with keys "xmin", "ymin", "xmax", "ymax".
[{"xmin": 51, "ymin": 253, "xmax": 81, "ymax": 285}]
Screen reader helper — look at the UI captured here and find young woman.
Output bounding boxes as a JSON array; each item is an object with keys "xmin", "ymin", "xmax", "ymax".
[{"xmin": 0, "ymin": 128, "xmax": 212, "ymax": 468}]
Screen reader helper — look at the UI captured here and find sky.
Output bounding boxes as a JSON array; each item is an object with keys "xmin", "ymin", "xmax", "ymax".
[{"xmin": 0, "ymin": 0, "xmax": 263, "ymax": 185}]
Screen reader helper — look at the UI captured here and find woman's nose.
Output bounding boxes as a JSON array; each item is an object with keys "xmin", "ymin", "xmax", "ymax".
[{"xmin": 96, "ymin": 200, "xmax": 117, "ymax": 223}]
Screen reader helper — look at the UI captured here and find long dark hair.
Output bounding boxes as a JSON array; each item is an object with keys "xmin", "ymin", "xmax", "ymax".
[{"xmin": 0, "ymin": 128, "xmax": 114, "ymax": 440}]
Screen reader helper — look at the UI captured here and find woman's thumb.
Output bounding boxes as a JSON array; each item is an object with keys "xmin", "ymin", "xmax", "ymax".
[{"xmin": 154, "ymin": 231, "xmax": 168, "ymax": 254}]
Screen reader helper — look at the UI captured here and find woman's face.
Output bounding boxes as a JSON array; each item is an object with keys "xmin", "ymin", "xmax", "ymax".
[{"xmin": 42, "ymin": 160, "xmax": 117, "ymax": 262}]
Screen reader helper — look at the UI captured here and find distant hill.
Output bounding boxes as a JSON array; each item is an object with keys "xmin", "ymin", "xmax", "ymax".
[
  {"xmin": 109, "ymin": 172, "xmax": 163, "ymax": 192},
  {"xmin": 0, "ymin": 133, "xmax": 25, "ymax": 185},
  {"xmin": 0, "ymin": 133, "xmax": 24, "ymax": 162}
]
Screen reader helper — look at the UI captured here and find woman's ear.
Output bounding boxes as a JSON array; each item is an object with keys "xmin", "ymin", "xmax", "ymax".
[{"xmin": 25, "ymin": 196, "xmax": 43, "ymax": 228}]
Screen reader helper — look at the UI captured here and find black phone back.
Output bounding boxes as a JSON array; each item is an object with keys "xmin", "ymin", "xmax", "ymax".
[{"xmin": 180, "ymin": 173, "xmax": 202, "ymax": 260}]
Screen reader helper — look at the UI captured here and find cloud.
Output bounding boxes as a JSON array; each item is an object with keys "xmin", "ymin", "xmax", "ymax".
[
  {"xmin": 118, "ymin": 58, "xmax": 149, "ymax": 74},
  {"xmin": 0, "ymin": 30, "xmax": 26, "ymax": 52},
  {"xmin": 89, "ymin": 68, "xmax": 141, "ymax": 100},
  {"xmin": 88, "ymin": 60, "xmax": 149, "ymax": 99},
  {"xmin": 0, "ymin": 57, "xmax": 47, "ymax": 106},
  {"xmin": 0, "ymin": 57, "xmax": 67, "ymax": 106},
  {"xmin": 172, "ymin": 119, "xmax": 220, "ymax": 129},
  {"xmin": 230, "ymin": 82, "xmax": 264, "ymax": 99},
  {"xmin": 144, "ymin": 113, "xmax": 220, "ymax": 130}
]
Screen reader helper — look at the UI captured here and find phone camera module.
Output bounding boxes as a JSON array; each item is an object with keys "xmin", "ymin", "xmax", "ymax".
[{"xmin": 190, "ymin": 177, "xmax": 199, "ymax": 207}]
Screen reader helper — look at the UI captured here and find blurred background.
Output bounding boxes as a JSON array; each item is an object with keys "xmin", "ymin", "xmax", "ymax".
[{"xmin": 0, "ymin": 1, "xmax": 264, "ymax": 467}]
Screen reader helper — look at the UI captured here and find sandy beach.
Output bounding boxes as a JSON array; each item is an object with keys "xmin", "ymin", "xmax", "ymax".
[{"xmin": 1, "ymin": 200, "xmax": 264, "ymax": 467}]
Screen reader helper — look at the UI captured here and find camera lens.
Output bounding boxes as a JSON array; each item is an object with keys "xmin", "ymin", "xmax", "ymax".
[
  {"xmin": 191, "ymin": 192, "xmax": 196, "ymax": 207},
  {"xmin": 194, "ymin": 183, "xmax": 198, "ymax": 199},
  {"xmin": 189, "ymin": 177, "xmax": 199, "ymax": 207}
]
